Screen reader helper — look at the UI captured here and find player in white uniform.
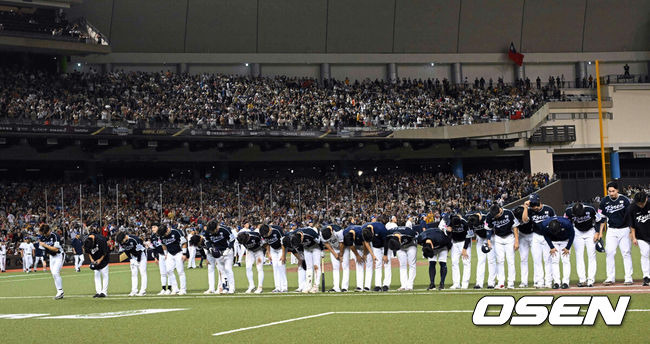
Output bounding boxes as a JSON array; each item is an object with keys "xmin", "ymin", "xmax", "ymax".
[
  {"xmin": 19, "ymin": 238, "xmax": 34, "ymax": 273},
  {"xmin": 151, "ymin": 225, "xmax": 171, "ymax": 295},
  {"xmin": 321, "ymin": 224, "xmax": 344, "ymax": 292},
  {"xmin": 261, "ymin": 224, "xmax": 287, "ymax": 293},
  {"xmin": 0, "ymin": 240, "xmax": 6, "ymax": 272},
  {"xmin": 116, "ymin": 232, "xmax": 148, "ymax": 296},
  {"xmin": 159, "ymin": 225, "xmax": 188, "ymax": 295},
  {"xmin": 38, "ymin": 224, "xmax": 64, "ymax": 299},
  {"xmin": 187, "ymin": 229, "xmax": 198, "ymax": 269}
]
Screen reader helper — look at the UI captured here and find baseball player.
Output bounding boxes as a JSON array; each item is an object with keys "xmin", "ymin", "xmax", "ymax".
[
  {"xmin": 343, "ymin": 224, "xmax": 372, "ymax": 291},
  {"xmin": 159, "ymin": 224, "xmax": 188, "ymax": 295},
  {"xmin": 468, "ymin": 212, "xmax": 496, "ymax": 289},
  {"xmin": 292, "ymin": 226, "xmax": 322, "ymax": 293},
  {"xmin": 339, "ymin": 221, "xmax": 362, "ymax": 292},
  {"xmin": 485, "ymin": 205, "xmax": 519, "ymax": 289},
  {"xmin": 565, "ymin": 202, "xmax": 603, "ymax": 287},
  {"xmin": 384, "ymin": 226, "xmax": 418, "ymax": 291},
  {"xmin": 116, "ymin": 232, "xmax": 148, "ymax": 296},
  {"xmin": 84, "ymin": 233, "xmax": 110, "ymax": 298},
  {"xmin": 417, "ymin": 227, "xmax": 452, "ymax": 290},
  {"xmin": 522, "ymin": 193, "xmax": 556, "ymax": 288},
  {"xmin": 18, "ymin": 237, "xmax": 34, "ymax": 273},
  {"xmin": 321, "ymin": 224, "xmax": 344, "ymax": 292},
  {"xmin": 627, "ymin": 191, "xmax": 650, "ymax": 286},
  {"xmin": 38, "ymin": 224, "xmax": 64, "ymax": 299},
  {"xmin": 187, "ymin": 229, "xmax": 198, "ymax": 269},
  {"xmin": 441, "ymin": 215, "xmax": 473, "ymax": 289},
  {"xmin": 0, "ymin": 240, "xmax": 6, "ymax": 272},
  {"xmin": 282, "ymin": 233, "xmax": 307, "ymax": 292},
  {"xmin": 71, "ymin": 233, "xmax": 84, "ymax": 272},
  {"xmin": 201, "ymin": 221, "xmax": 236, "ymax": 294},
  {"xmin": 33, "ymin": 239, "xmax": 46, "ymax": 272},
  {"xmin": 237, "ymin": 228, "xmax": 265, "ymax": 294},
  {"xmin": 361, "ymin": 220, "xmax": 391, "ymax": 291},
  {"xmin": 151, "ymin": 225, "xmax": 172, "ymax": 295},
  {"xmin": 261, "ymin": 224, "xmax": 287, "ymax": 293},
  {"xmin": 513, "ymin": 206, "xmax": 533, "ymax": 287},
  {"xmin": 599, "ymin": 181, "xmax": 633, "ymax": 285},
  {"xmin": 539, "ymin": 217, "xmax": 575, "ymax": 289}
]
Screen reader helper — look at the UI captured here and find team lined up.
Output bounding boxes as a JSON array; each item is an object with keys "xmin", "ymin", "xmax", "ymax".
[{"xmin": 23, "ymin": 181, "xmax": 650, "ymax": 299}]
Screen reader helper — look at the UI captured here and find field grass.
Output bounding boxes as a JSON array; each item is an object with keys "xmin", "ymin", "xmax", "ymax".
[{"xmin": 1, "ymin": 245, "xmax": 648, "ymax": 343}]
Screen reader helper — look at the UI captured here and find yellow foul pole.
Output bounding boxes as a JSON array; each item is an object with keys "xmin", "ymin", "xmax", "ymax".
[{"xmin": 596, "ymin": 60, "xmax": 607, "ymax": 196}]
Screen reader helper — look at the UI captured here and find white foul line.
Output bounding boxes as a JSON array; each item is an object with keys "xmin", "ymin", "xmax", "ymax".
[
  {"xmin": 212, "ymin": 312, "xmax": 334, "ymax": 336},
  {"xmin": 212, "ymin": 309, "xmax": 650, "ymax": 336}
]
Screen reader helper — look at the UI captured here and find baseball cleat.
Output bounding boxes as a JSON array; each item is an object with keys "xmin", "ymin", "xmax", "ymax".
[
  {"xmin": 54, "ymin": 291, "xmax": 64, "ymax": 300},
  {"xmin": 309, "ymin": 286, "xmax": 319, "ymax": 293},
  {"xmin": 157, "ymin": 290, "xmax": 166, "ymax": 295},
  {"xmin": 363, "ymin": 287, "xmax": 370, "ymax": 292},
  {"xmin": 178, "ymin": 290, "xmax": 187, "ymax": 296},
  {"xmin": 341, "ymin": 289, "xmax": 348, "ymax": 292},
  {"xmin": 552, "ymin": 283, "xmax": 560, "ymax": 289},
  {"xmin": 507, "ymin": 284, "xmax": 515, "ymax": 289},
  {"xmin": 623, "ymin": 280, "xmax": 634, "ymax": 286},
  {"xmin": 164, "ymin": 289, "xmax": 172, "ymax": 295},
  {"xmin": 495, "ymin": 285, "xmax": 505, "ymax": 290},
  {"xmin": 561, "ymin": 283, "xmax": 569, "ymax": 289},
  {"xmin": 254, "ymin": 287, "xmax": 263, "ymax": 294},
  {"xmin": 355, "ymin": 287, "xmax": 363, "ymax": 292},
  {"xmin": 449, "ymin": 285, "xmax": 459, "ymax": 290},
  {"xmin": 643, "ymin": 277, "xmax": 650, "ymax": 286},
  {"xmin": 373, "ymin": 286, "xmax": 382, "ymax": 292},
  {"xmin": 473, "ymin": 285, "xmax": 482, "ymax": 289},
  {"xmin": 486, "ymin": 285, "xmax": 495, "ymax": 289},
  {"xmin": 576, "ymin": 282, "xmax": 587, "ymax": 288},
  {"xmin": 245, "ymin": 287, "xmax": 255, "ymax": 294},
  {"xmin": 128, "ymin": 291, "xmax": 137, "ymax": 297},
  {"xmin": 603, "ymin": 280, "xmax": 614, "ymax": 286},
  {"xmin": 519, "ymin": 283, "xmax": 528, "ymax": 288},
  {"xmin": 382, "ymin": 286, "xmax": 389, "ymax": 292},
  {"xmin": 137, "ymin": 291, "xmax": 146, "ymax": 296},
  {"xmin": 98, "ymin": 293, "xmax": 106, "ymax": 298},
  {"xmin": 204, "ymin": 289, "xmax": 215, "ymax": 295}
]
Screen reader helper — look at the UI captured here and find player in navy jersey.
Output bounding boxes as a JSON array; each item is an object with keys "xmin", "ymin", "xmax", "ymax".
[
  {"xmin": 38, "ymin": 224, "xmax": 64, "ymax": 299},
  {"xmin": 84, "ymin": 233, "xmax": 110, "ymax": 298},
  {"xmin": 116, "ymin": 232, "xmax": 148, "ymax": 296},
  {"xmin": 151, "ymin": 225, "xmax": 171, "ymax": 295},
  {"xmin": 384, "ymin": 226, "xmax": 418, "ymax": 291},
  {"xmin": 565, "ymin": 202, "xmax": 603, "ymax": 287},
  {"xmin": 627, "ymin": 191, "xmax": 650, "ymax": 286},
  {"xmin": 440, "ymin": 215, "xmax": 473, "ymax": 289},
  {"xmin": 33, "ymin": 238, "xmax": 46, "ymax": 272},
  {"xmin": 71, "ymin": 233, "xmax": 84, "ymax": 272},
  {"xmin": 522, "ymin": 193, "xmax": 556, "ymax": 288},
  {"xmin": 417, "ymin": 227, "xmax": 452, "ymax": 290},
  {"xmin": 599, "ymin": 181, "xmax": 633, "ymax": 285},
  {"xmin": 261, "ymin": 224, "xmax": 287, "ymax": 293},
  {"xmin": 485, "ymin": 205, "xmax": 519, "ymax": 289},
  {"xmin": 292, "ymin": 226, "xmax": 322, "ymax": 293},
  {"xmin": 283, "ymin": 233, "xmax": 307, "ymax": 292},
  {"xmin": 539, "ymin": 217, "xmax": 575, "ymax": 289},
  {"xmin": 343, "ymin": 223, "xmax": 372, "ymax": 291},
  {"xmin": 159, "ymin": 224, "xmax": 188, "ymax": 295},
  {"xmin": 237, "ymin": 227, "xmax": 266, "ymax": 294},
  {"xmin": 361, "ymin": 220, "xmax": 391, "ymax": 291},
  {"xmin": 468, "ymin": 212, "xmax": 495, "ymax": 289},
  {"xmin": 513, "ymin": 206, "xmax": 533, "ymax": 287},
  {"xmin": 201, "ymin": 221, "xmax": 236, "ymax": 294}
]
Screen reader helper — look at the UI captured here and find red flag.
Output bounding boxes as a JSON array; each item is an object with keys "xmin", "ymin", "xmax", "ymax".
[{"xmin": 508, "ymin": 42, "xmax": 524, "ymax": 66}]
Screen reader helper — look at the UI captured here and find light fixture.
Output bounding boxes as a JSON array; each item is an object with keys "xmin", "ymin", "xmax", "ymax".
[
  {"xmin": 245, "ymin": 63, "xmax": 249, "ymax": 67},
  {"xmin": 357, "ymin": 170, "xmax": 363, "ymax": 177}
]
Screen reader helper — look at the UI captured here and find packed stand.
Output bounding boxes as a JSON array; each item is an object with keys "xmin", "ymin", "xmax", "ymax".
[{"xmin": 0, "ymin": 7, "xmax": 91, "ymax": 42}]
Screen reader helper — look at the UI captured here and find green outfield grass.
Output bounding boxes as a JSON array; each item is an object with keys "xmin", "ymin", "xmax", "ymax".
[{"xmin": 0, "ymin": 245, "xmax": 648, "ymax": 343}]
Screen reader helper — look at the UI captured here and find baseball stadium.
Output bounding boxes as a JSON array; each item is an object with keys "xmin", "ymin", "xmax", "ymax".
[{"xmin": 0, "ymin": 1, "xmax": 649, "ymax": 343}]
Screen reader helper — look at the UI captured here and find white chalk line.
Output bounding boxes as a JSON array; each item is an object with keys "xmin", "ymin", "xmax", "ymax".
[
  {"xmin": 212, "ymin": 309, "xmax": 650, "ymax": 336},
  {"xmin": 0, "ymin": 269, "xmax": 130, "ymax": 283}
]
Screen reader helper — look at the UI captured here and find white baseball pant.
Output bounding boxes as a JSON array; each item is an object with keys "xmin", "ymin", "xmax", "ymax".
[
  {"xmin": 573, "ymin": 228, "xmax": 597, "ymax": 284},
  {"xmin": 397, "ymin": 245, "xmax": 417, "ymax": 289},
  {"xmin": 156, "ymin": 254, "xmax": 169, "ymax": 288},
  {"xmin": 74, "ymin": 254, "xmax": 84, "ymax": 270},
  {"xmin": 518, "ymin": 232, "xmax": 533, "ymax": 286},
  {"xmin": 494, "ymin": 234, "xmax": 516, "ymax": 287},
  {"xmin": 372, "ymin": 247, "xmax": 392, "ymax": 288},
  {"xmin": 550, "ymin": 240, "xmax": 571, "ymax": 285},
  {"xmin": 354, "ymin": 246, "xmax": 373, "ymax": 290},
  {"xmin": 450, "ymin": 241, "xmax": 471, "ymax": 288},
  {"xmin": 638, "ymin": 239, "xmax": 650, "ymax": 279},
  {"xmin": 130, "ymin": 252, "xmax": 147, "ymax": 294},
  {"xmin": 270, "ymin": 247, "xmax": 287, "ymax": 291},
  {"xmin": 532, "ymin": 233, "xmax": 553, "ymax": 287},
  {"xmin": 329, "ymin": 247, "xmax": 342, "ymax": 291},
  {"xmin": 605, "ymin": 227, "xmax": 633, "ymax": 282},
  {"xmin": 94, "ymin": 265, "xmax": 109, "ymax": 295},
  {"xmin": 165, "ymin": 252, "xmax": 186, "ymax": 293},
  {"xmin": 303, "ymin": 246, "xmax": 322, "ymax": 291},
  {"xmin": 49, "ymin": 254, "xmax": 63, "ymax": 293},
  {"xmin": 34, "ymin": 255, "xmax": 46, "ymax": 271},
  {"xmin": 187, "ymin": 246, "xmax": 197, "ymax": 268},
  {"xmin": 245, "ymin": 249, "xmax": 264, "ymax": 289},
  {"xmin": 475, "ymin": 236, "xmax": 496, "ymax": 288},
  {"xmin": 22, "ymin": 254, "xmax": 33, "ymax": 272}
]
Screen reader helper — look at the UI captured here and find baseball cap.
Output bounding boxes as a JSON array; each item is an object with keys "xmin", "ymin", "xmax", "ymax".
[{"xmin": 529, "ymin": 193, "xmax": 540, "ymax": 204}]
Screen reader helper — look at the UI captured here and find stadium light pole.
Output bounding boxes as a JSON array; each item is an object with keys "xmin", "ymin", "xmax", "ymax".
[
  {"xmin": 79, "ymin": 184, "xmax": 82, "ymax": 228},
  {"xmin": 116, "ymin": 184, "xmax": 119, "ymax": 228},
  {"xmin": 159, "ymin": 183, "xmax": 162, "ymax": 223},
  {"xmin": 99, "ymin": 184, "xmax": 102, "ymax": 229},
  {"xmin": 237, "ymin": 182, "xmax": 241, "ymax": 224},
  {"xmin": 200, "ymin": 183, "xmax": 203, "ymax": 219},
  {"xmin": 60, "ymin": 187, "xmax": 64, "ymax": 222},
  {"xmin": 596, "ymin": 60, "xmax": 607, "ymax": 196}
]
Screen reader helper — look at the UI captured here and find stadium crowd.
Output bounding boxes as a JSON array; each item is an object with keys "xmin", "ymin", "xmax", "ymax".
[
  {"xmin": 0, "ymin": 169, "xmax": 551, "ymax": 254},
  {"xmin": 0, "ymin": 69, "xmax": 549, "ymax": 130},
  {"xmin": 0, "ymin": 8, "xmax": 91, "ymax": 42}
]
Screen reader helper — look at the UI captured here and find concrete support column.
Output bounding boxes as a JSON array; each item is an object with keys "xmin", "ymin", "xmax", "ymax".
[
  {"xmin": 250, "ymin": 63, "xmax": 261, "ymax": 78},
  {"xmin": 452, "ymin": 158, "xmax": 464, "ymax": 179},
  {"xmin": 103, "ymin": 63, "xmax": 112, "ymax": 73},
  {"xmin": 387, "ymin": 63, "xmax": 397, "ymax": 83},
  {"xmin": 529, "ymin": 149, "xmax": 554, "ymax": 176},
  {"xmin": 610, "ymin": 151, "xmax": 621, "ymax": 180},
  {"xmin": 177, "ymin": 63, "xmax": 188, "ymax": 74},
  {"xmin": 515, "ymin": 63, "xmax": 525, "ymax": 83},
  {"xmin": 575, "ymin": 61, "xmax": 587, "ymax": 88},
  {"xmin": 451, "ymin": 63, "xmax": 462, "ymax": 85},
  {"xmin": 320, "ymin": 63, "xmax": 331, "ymax": 85}
]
